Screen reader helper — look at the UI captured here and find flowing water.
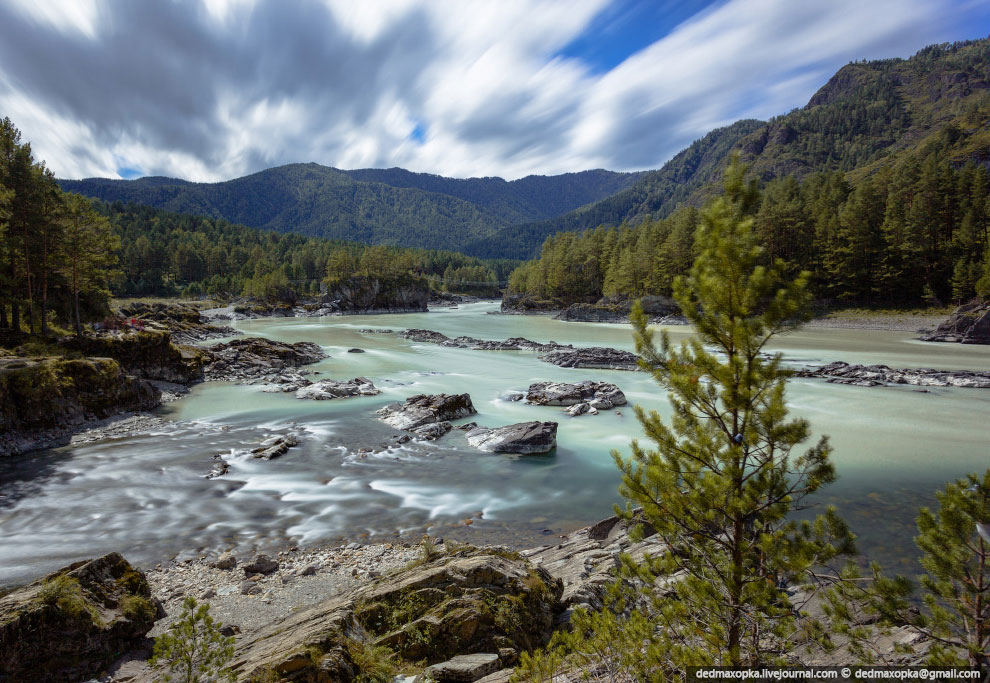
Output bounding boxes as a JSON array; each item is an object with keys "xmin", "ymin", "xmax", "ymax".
[{"xmin": 1, "ymin": 301, "xmax": 988, "ymax": 586}]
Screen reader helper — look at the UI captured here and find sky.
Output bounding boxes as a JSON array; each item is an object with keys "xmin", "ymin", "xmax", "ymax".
[{"xmin": 0, "ymin": 0, "xmax": 988, "ymax": 182}]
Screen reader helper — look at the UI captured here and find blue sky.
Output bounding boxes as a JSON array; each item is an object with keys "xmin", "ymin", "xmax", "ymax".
[{"xmin": 0, "ymin": 0, "xmax": 987, "ymax": 182}]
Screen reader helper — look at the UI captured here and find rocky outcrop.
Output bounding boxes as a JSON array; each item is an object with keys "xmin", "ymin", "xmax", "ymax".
[
  {"xmin": 554, "ymin": 295, "xmax": 682, "ymax": 324},
  {"xmin": 251, "ymin": 435, "xmax": 300, "ymax": 460},
  {"xmin": 922, "ymin": 299, "xmax": 990, "ymax": 344},
  {"xmin": 0, "ymin": 552, "xmax": 158, "ymax": 682},
  {"xmin": 525, "ymin": 381, "xmax": 626, "ymax": 409},
  {"xmin": 62, "ymin": 330, "xmax": 206, "ymax": 384},
  {"xmin": 520, "ymin": 513, "xmax": 665, "ymax": 625},
  {"xmin": 324, "ymin": 274, "xmax": 430, "ymax": 313},
  {"xmin": 202, "ymin": 338, "xmax": 326, "ymax": 383},
  {"xmin": 0, "ymin": 357, "xmax": 161, "ymax": 456},
  {"xmin": 226, "ymin": 551, "xmax": 562, "ymax": 682},
  {"xmin": 116, "ymin": 301, "xmax": 239, "ymax": 343},
  {"xmin": 377, "ymin": 393, "xmax": 477, "ymax": 430},
  {"xmin": 401, "ymin": 329, "xmax": 568, "ymax": 353},
  {"xmin": 294, "ymin": 378, "xmax": 380, "ymax": 400},
  {"xmin": 499, "ymin": 293, "xmax": 572, "ymax": 315},
  {"xmin": 465, "ymin": 422, "xmax": 558, "ymax": 454},
  {"xmin": 796, "ymin": 361, "xmax": 990, "ymax": 388},
  {"xmin": 540, "ymin": 347, "xmax": 640, "ymax": 371}
]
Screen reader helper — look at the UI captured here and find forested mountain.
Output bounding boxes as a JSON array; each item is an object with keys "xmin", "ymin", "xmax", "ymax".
[
  {"xmin": 480, "ymin": 38, "xmax": 990, "ymax": 260},
  {"xmin": 508, "ymin": 40, "xmax": 990, "ymax": 307},
  {"xmin": 461, "ymin": 120, "xmax": 765, "ymax": 259},
  {"xmin": 102, "ymin": 201, "xmax": 517, "ymax": 301},
  {"xmin": 60, "ymin": 164, "xmax": 641, "ymax": 252}
]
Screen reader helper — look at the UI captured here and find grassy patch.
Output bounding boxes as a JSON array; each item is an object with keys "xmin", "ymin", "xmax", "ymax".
[{"xmin": 36, "ymin": 574, "xmax": 100, "ymax": 624}]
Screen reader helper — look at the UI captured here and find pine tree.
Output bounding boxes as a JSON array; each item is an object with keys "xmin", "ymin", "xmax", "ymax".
[
  {"xmin": 613, "ymin": 157, "xmax": 854, "ymax": 667},
  {"xmin": 60, "ymin": 193, "xmax": 119, "ymax": 337},
  {"xmin": 831, "ymin": 471, "xmax": 990, "ymax": 667}
]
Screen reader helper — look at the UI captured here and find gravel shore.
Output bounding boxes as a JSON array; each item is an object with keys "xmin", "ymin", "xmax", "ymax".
[
  {"xmin": 805, "ymin": 312, "xmax": 947, "ymax": 332},
  {"xmin": 146, "ymin": 542, "xmax": 426, "ymax": 634}
]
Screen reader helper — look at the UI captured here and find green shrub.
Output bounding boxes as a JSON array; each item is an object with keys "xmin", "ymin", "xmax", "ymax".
[
  {"xmin": 120, "ymin": 594, "xmax": 155, "ymax": 622},
  {"xmin": 37, "ymin": 575, "xmax": 98, "ymax": 623},
  {"xmin": 346, "ymin": 638, "xmax": 398, "ymax": 683},
  {"xmin": 151, "ymin": 597, "xmax": 235, "ymax": 683}
]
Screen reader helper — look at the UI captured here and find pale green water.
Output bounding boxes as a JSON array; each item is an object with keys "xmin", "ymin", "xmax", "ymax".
[{"xmin": 0, "ymin": 301, "xmax": 988, "ymax": 584}]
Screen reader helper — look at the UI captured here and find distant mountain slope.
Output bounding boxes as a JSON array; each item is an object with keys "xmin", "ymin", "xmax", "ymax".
[
  {"xmin": 460, "ymin": 119, "xmax": 765, "ymax": 259},
  {"xmin": 60, "ymin": 163, "xmax": 641, "ymax": 252},
  {"xmin": 468, "ymin": 38, "xmax": 990, "ymax": 259}
]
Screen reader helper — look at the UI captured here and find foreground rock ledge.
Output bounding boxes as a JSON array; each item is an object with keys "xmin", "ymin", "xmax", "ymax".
[
  {"xmin": 0, "ymin": 552, "xmax": 158, "ymax": 682},
  {"xmin": 225, "ymin": 551, "xmax": 562, "ymax": 682}
]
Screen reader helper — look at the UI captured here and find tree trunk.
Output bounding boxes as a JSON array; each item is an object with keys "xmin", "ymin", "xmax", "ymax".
[
  {"xmin": 40, "ymin": 229, "xmax": 48, "ymax": 337},
  {"xmin": 23, "ymin": 249, "xmax": 34, "ymax": 334},
  {"xmin": 73, "ymin": 260, "xmax": 81, "ymax": 338}
]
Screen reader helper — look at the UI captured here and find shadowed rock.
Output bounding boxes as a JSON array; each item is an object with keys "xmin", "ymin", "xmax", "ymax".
[
  {"xmin": 0, "ymin": 553, "xmax": 158, "ymax": 682},
  {"xmin": 922, "ymin": 299, "xmax": 990, "ymax": 344},
  {"xmin": 465, "ymin": 421, "xmax": 558, "ymax": 454}
]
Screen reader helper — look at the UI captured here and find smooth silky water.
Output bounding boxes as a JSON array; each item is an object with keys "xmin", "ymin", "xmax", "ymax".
[{"xmin": 1, "ymin": 301, "xmax": 988, "ymax": 585}]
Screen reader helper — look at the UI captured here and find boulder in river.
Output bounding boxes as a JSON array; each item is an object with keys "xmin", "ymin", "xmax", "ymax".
[
  {"xmin": 922, "ymin": 299, "xmax": 990, "ymax": 344},
  {"xmin": 294, "ymin": 377, "xmax": 380, "ymax": 400},
  {"xmin": 250, "ymin": 434, "xmax": 300, "ymax": 460},
  {"xmin": 377, "ymin": 393, "xmax": 477, "ymax": 430},
  {"xmin": 465, "ymin": 421, "xmax": 558, "ymax": 454},
  {"xmin": 540, "ymin": 346, "xmax": 640, "ymax": 371},
  {"xmin": 411, "ymin": 421, "xmax": 453, "ymax": 440},
  {"xmin": 525, "ymin": 380, "xmax": 626, "ymax": 408},
  {"xmin": 202, "ymin": 337, "xmax": 327, "ymax": 383},
  {"xmin": 0, "ymin": 553, "xmax": 158, "ymax": 682}
]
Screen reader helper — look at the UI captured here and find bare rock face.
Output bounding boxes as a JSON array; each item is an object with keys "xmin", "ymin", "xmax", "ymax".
[
  {"xmin": 426, "ymin": 653, "xmax": 501, "ymax": 682},
  {"xmin": 294, "ymin": 378, "xmax": 380, "ymax": 400},
  {"xmin": 377, "ymin": 393, "xmax": 477, "ymax": 430},
  {"xmin": 525, "ymin": 381, "xmax": 626, "ymax": 408},
  {"xmin": 540, "ymin": 347, "xmax": 640, "ymax": 371},
  {"xmin": 922, "ymin": 299, "xmax": 990, "ymax": 344},
  {"xmin": 0, "ymin": 553, "xmax": 158, "ymax": 682},
  {"xmin": 226, "ymin": 552, "xmax": 562, "ymax": 682},
  {"xmin": 465, "ymin": 421, "xmax": 558, "ymax": 454}
]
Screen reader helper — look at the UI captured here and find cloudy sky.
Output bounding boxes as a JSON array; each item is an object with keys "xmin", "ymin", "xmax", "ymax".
[{"xmin": 1, "ymin": 0, "xmax": 988, "ymax": 182}]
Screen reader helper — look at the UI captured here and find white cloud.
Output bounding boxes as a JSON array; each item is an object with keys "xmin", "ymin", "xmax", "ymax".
[{"xmin": 0, "ymin": 0, "xmax": 977, "ymax": 182}]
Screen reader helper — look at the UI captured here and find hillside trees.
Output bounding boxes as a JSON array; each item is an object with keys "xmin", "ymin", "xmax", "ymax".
[
  {"xmin": 508, "ymin": 144, "xmax": 990, "ymax": 307},
  {"xmin": 515, "ymin": 160, "xmax": 854, "ymax": 678},
  {"xmin": 0, "ymin": 117, "xmax": 119, "ymax": 334}
]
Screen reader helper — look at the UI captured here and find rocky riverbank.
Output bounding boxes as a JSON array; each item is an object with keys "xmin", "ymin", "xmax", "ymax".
[
  {"xmin": 796, "ymin": 361, "xmax": 990, "ymax": 388},
  {"xmin": 920, "ymin": 299, "xmax": 990, "ymax": 344}
]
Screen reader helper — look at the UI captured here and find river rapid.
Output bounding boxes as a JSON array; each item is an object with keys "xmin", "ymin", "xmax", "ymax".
[{"xmin": 1, "ymin": 301, "xmax": 988, "ymax": 586}]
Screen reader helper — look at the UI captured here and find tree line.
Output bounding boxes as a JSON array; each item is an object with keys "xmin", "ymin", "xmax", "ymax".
[
  {"xmin": 106, "ymin": 201, "xmax": 516, "ymax": 303},
  {"xmin": 0, "ymin": 117, "xmax": 118, "ymax": 336},
  {"xmin": 0, "ymin": 116, "xmax": 515, "ymax": 338},
  {"xmin": 509, "ymin": 139, "xmax": 990, "ymax": 307}
]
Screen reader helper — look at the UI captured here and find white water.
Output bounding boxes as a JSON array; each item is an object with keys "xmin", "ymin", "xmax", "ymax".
[{"xmin": 1, "ymin": 301, "xmax": 988, "ymax": 585}]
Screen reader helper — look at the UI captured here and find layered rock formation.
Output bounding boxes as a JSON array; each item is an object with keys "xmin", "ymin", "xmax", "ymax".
[
  {"xmin": 324, "ymin": 274, "xmax": 430, "ymax": 313},
  {"xmin": 377, "ymin": 393, "xmax": 477, "ymax": 430},
  {"xmin": 0, "ymin": 357, "xmax": 160, "ymax": 456},
  {"xmin": 202, "ymin": 338, "xmax": 327, "ymax": 383},
  {"xmin": 62, "ymin": 330, "xmax": 206, "ymax": 384},
  {"xmin": 796, "ymin": 361, "xmax": 990, "ymax": 388},
  {"xmin": 540, "ymin": 347, "xmax": 640, "ymax": 371},
  {"xmin": 115, "ymin": 301, "xmax": 239, "ymax": 343},
  {"xmin": 525, "ymin": 381, "xmax": 626, "ymax": 409},
  {"xmin": 554, "ymin": 295, "xmax": 683, "ymax": 324},
  {"xmin": 922, "ymin": 299, "xmax": 990, "ymax": 344},
  {"xmin": 294, "ymin": 378, "xmax": 380, "ymax": 400},
  {"xmin": 225, "ymin": 551, "xmax": 562, "ymax": 682},
  {"xmin": 0, "ymin": 553, "xmax": 158, "ymax": 682}
]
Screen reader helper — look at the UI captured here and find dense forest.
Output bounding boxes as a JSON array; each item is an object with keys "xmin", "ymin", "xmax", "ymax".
[
  {"xmin": 489, "ymin": 38, "xmax": 990, "ymax": 260},
  {"xmin": 509, "ymin": 142, "xmax": 990, "ymax": 306},
  {"xmin": 0, "ymin": 117, "xmax": 119, "ymax": 336},
  {"xmin": 61, "ymin": 164, "xmax": 641, "ymax": 253},
  {"xmin": 103, "ymin": 202, "xmax": 516, "ymax": 301},
  {"xmin": 0, "ymin": 117, "xmax": 514, "ymax": 336}
]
